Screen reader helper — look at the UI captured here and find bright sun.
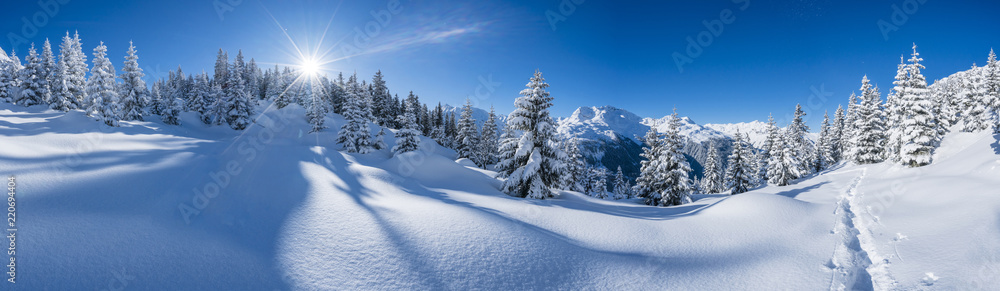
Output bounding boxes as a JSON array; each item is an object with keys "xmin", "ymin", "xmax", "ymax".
[{"xmin": 301, "ymin": 59, "xmax": 321, "ymax": 76}]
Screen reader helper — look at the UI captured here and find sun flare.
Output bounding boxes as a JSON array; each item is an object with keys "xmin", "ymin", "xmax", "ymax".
[{"xmin": 300, "ymin": 58, "xmax": 321, "ymax": 76}]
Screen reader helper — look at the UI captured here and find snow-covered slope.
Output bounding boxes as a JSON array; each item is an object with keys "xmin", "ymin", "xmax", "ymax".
[{"xmin": 3, "ymin": 101, "xmax": 998, "ymax": 290}]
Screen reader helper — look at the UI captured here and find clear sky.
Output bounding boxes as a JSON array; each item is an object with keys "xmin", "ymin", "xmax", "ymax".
[{"xmin": 3, "ymin": 0, "xmax": 998, "ymax": 129}]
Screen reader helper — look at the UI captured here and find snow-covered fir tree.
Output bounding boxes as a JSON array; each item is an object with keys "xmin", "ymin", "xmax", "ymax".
[
  {"xmin": 456, "ymin": 99, "xmax": 482, "ymax": 166},
  {"xmin": 370, "ymin": 70, "xmax": 392, "ymax": 126},
  {"xmin": 496, "ymin": 70, "xmax": 566, "ymax": 199},
  {"xmin": 54, "ymin": 31, "xmax": 87, "ymax": 109},
  {"xmin": 853, "ymin": 76, "xmax": 887, "ymax": 164},
  {"xmin": 479, "ymin": 105, "xmax": 500, "ymax": 165},
  {"xmin": 634, "ymin": 110, "xmax": 692, "ymax": 206},
  {"xmin": 213, "ymin": 49, "xmax": 228, "ymax": 87},
  {"xmin": 223, "ymin": 51, "xmax": 254, "ymax": 130},
  {"xmin": 495, "ymin": 123, "xmax": 518, "ymax": 177},
  {"xmin": 724, "ymin": 133, "xmax": 754, "ymax": 195},
  {"xmin": 0, "ymin": 49, "xmax": 21, "ymax": 103},
  {"xmin": 392, "ymin": 96, "xmax": 421, "ymax": 155},
  {"xmin": 337, "ymin": 78, "xmax": 374, "ymax": 154},
  {"xmin": 39, "ymin": 39, "xmax": 55, "ymax": 104},
  {"xmin": 612, "ymin": 166, "xmax": 631, "ymax": 200},
  {"xmin": 373, "ymin": 128, "xmax": 387, "ymax": 150},
  {"xmin": 209, "ymin": 83, "xmax": 226, "ymax": 125},
  {"xmin": 815, "ymin": 111, "xmax": 835, "ymax": 170},
  {"xmin": 16, "ymin": 44, "xmax": 44, "ymax": 107},
  {"xmin": 899, "ymin": 44, "xmax": 937, "ymax": 167},
  {"xmin": 188, "ymin": 73, "xmax": 212, "ymax": 120},
  {"xmin": 306, "ymin": 79, "xmax": 327, "ymax": 133},
  {"xmin": 788, "ymin": 104, "xmax": 812, "ymax": 172},
  {"xmin": 885, "ymin": 56, "xmax": 908, "ymax": 162},
  {"xmin": 162, "ymin": 96, "xmax": 182, "ymax": 125},
  {"xmin": 85, "ymin": 42, "xmax": 120, "ymax": 127},
  {"xmin": 831, "ymin": 105, "xmax": 846, "ymax": 162},
  {"xmin": 635, "ymin": 127, "xmax": 664, "ymax": 205},
  {"xmin": 960, "ymin": 64, "xmax": 989, "ymax": 132},
  {"xmin": 588, "ymin": 166, "xmax": 608, "ymax": 199},
  {"xmin": 560, "ymin": 137, "xmax": 587, "ymax": 193},
  {"xmin": 118, "ymin": 41, "xmax": 146, "ymax": 121},
  {"xmin": 768, "ymin": 129, "xmax": 802, "ymax": 186},
  {"xmin": 700, "ymin": 141, "xmax": 724, "ymax": 194},
  {"xmin": 984, "ymin": 49, "xmax": 1000, "ymax": 133},
  {"xmin": 843, "ymin": 92, "xmax": 860, "ymax": 161}
]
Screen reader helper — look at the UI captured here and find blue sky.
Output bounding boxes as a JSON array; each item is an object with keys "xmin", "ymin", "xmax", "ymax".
[{"xmin": 3, "ymin": 0, "xmax": 998, "ymax": 129}]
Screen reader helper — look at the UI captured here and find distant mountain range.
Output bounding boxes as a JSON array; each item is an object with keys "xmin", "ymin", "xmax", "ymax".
[{"xmin": 555, "ymin": 106, "xmax": 779, "ymax": 181}]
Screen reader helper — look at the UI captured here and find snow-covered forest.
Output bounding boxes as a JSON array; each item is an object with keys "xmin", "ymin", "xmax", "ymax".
[{"xmin": 2, "ymin": 30, "xmax": 1000, "ymax": 290}]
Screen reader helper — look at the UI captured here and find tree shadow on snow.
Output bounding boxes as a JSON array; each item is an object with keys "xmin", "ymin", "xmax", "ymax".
[{"xmin": 773, "ymin": 181, "xmax": 830, "ymax": 199}]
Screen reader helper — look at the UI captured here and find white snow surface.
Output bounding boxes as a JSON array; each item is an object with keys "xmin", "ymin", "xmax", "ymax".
[{"xmin": 3, "ymin": 102, "xmax": 999, "ymax": 290}]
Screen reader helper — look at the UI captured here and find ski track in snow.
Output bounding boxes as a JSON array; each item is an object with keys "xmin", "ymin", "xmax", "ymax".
[{"xmin": 828, "ymin": 168, "xmax": 897, "ymax": 291}]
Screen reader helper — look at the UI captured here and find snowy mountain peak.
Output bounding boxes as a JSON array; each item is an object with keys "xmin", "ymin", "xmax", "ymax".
[
  {"xmin": 0, "ymin": 46, "xmax": 9, "ymax": 62},
  {"xmin": 560, "ymin": 106, "xmax": 649, "ymax": 142}
]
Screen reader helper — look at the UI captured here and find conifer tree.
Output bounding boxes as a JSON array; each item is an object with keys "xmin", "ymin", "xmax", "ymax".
[
  {"xmin": 16, "ymin": 44, "xmax": 43, "ymax": 107},
  {"xmin": 960, "ymin": 64, "xmax": 988, "ymax": 132},
  {"xmin": 118, "ymin": 41, "xmax": 147, "ymax": 121},
  {"xmin": 85, "ymin": 42, "xmax": 120, "ymax": 127},
  {"xmin": 496, "ymin": 70, "xmax": 567, "ymax": 199},
  {"xmin": 0, "ymin": 49, "xmax": 21, "ymax": 103},
  {"xmin": 984, "ymin": 49, "xmax": 1000, "ymax": 134},
  {"xmin": 456, "ymin": 99, "xmax": 481, "ymax": 165},
  {"xmin": 370, "ymin": 70, "xmax": 391, "ymax": 126},
  {"xmin": 560, "ymin": 137, "xmax": 587, "ymax": 192},
  {"xmin": 162, "ymin": 96, "xmax": 182, "ymax": 125},
  {"xmin": 815, "ymin": 111, "xmax": 835, "ymax": 170},
  {"xmin": 788, "ymin": 104, "xmax": 812, "ymax": 171},
  {"xmin": 588, "ymin": 167, "xmax": 609, "ymax": 199},
  {"xmin": 214, "ymin": 49, "xmax": 228, "ymax": 87},
  {"xmin": 843, "ymin": 92, "xmax": 860, "ymax": 160},
  {"xmin": 899, "ymin": 44, "xmax": 937, "ymax": 167},
  {"xmin": 337, "ymin": 78, "xmax": 374, "ymax": 153},
  {"xmin": 853, "ymin": 77, "xmax": 887, "ymax": 164},
  {"xmin": 39, "ymin": 39, "xmax": 55, "ymax": 104},
  {"xmin": 479, "ymin": 105, "xmax": 500, "ymax": 165},
  {"xmin": 701, "ymin": 141, "xmax": 724, "ymax": 194},
  {"xmin": 886, "ymin": 56, "xmax": 909, "ymax": 161},
  {"xmin": 612, "ymin": 166, "xmax": 631, "ymax": 200},
  {"xmin": 724, "ymin": 133, "xmax": 753, "ymax": 194},
  {"xmin": 393, "ymin": 96, "xmax": 422, "ymax": 155},
  {"xmin": 224, "ymin": 52, "xmax": 254, "ymax": 130},
  {"xmin": 55, "ymin": 31, "xmax": 87, "ymax": 109},
  {"xmin": 831, "ymin": 105, "xmax": 846, "ymax": 162},
  {"xmin": 373, "ymin": 127, "xmax": 387, "ymax": 150},
  {"xmin": 188, "ymin": 73, "xmax": 211, "ymax": 119},
  {"xmin": 495, "ymin": 123, "xmax": 518, "ymax": 177},
  {"xmin": 768, "ymin": 129, "xmax": 802, "ymax": 186},
  {"xmin": 306, "ymin": 79, "xmax": 327, "ymax": 133}
]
